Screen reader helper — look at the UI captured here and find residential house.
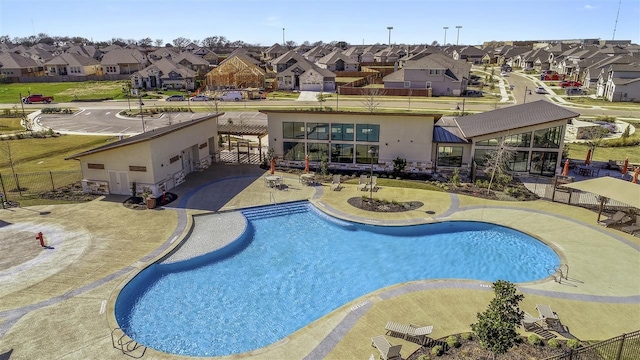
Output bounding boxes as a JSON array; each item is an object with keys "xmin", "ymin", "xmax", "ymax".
[
  {"xmin": 382, "ymin": 53, "xmax": 471, "ymax": 96},
  {"xmin": 342, "ymin": 46, "xmax": 364, "ymax": 63},
  {"xmin": 261, "ymin": 43, "xmax": 288, "ymax": 61},
  {"xmin": 194, "ymin": 47, "xmax": 219, "ymax": 65},
  {"xmin": 451, "ymin": 46, "xmax": 485, "ymax": 64},
  {"xmin": 132, "ymin": 57, "xmax": 196, "ymax": 90},
  {"xmin": 303, "ymin": 45, "xmax": 332, "ymax": 62},
  {"xmin": 67, "ymin": 114, "xmax": 221, "ymax": 197},
  {"xmin": 315, "ymin": 50, "xmax": 359, "ymax": 72},
  {"xmin": 276, "ymin": 56, "xmax": 336, "ymax": 92},
  {"xmin": 44, "ymin": 53, "xmax": 101, "ymax": 76},
  {"xmin": 101, "ymin": 48, "xmax": 147, "ymax": 75},
  {"xmin": 603, "ymin": 64, "xmax": 640, "ymax": 102},
  {"xmin": 205, "ymin": 52, "xmax": 266, "ymax": 89},
  {"xmin": 373, "ymin": 47, "xmax": 401, "ymax": 63},
  {"xmin": 66, "ymin": 45, "xmax": 101, "ymax": 60},
  {"xmin": 0, "ymin": 52, "xmax": 42, "ymax": 78},
  {"xmin": 584, "ymin": 54, "xmax": 636, "ymax": 90},
  {"xmin": 148, "ymin": 47, "xmax": 179, "ymax": 61},
  {"xmin": 174, "ymin": 51, "xmax": 210, "ymax": 76}
]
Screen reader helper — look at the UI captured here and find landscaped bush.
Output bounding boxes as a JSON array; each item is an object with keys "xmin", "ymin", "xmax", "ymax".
[
  {"xmin": 548, "ymin": 338, "xmax": 561, "ymax": 348},
  {"xmin": 417, "ymin": 355, "xmax": 431, "ymax": 360},
  {"xmin": 595, "ymin": 115, "xmax": 616, "ymax": 123},
  {"xmin": 431, "ymin": 345, "xmax": 444, "ymax": 356},
  {"xmin": 460, "ymin": 332, "xmax": 473, "ymax": 341},
  {"xmin": 528, "ymin": 334, "xmax": 543, "ymax": 346},
  {"xmin": 446, "ymin": 335, "xmax": 461, "ymax": 348},
  {"xmin": 567, "ymin": 339, "xmax": 581, "ymax": 349}
]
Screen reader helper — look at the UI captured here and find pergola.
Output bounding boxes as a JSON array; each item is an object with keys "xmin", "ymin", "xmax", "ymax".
[
  {"xmin": 562, "ymin": 177, "xmax": 640, "ymax": 221},
  {"xmin": 217, "ymin": 122, "xmax": 268, "ymax": 162}
]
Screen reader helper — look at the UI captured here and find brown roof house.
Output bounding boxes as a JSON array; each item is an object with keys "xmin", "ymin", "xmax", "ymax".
[
  {"xmin": 315, "ymin": 50, "xmax": 359, "ymax": 72},
  {"xmin": 383, "ymin": 53, "xmax": 471, "ymax": 96},
  {"xmin": 101, "ymin": 48, "xmax": 147, "ymax": 75},
  {"xmin": 132, "ymin": 57, "xmax": 196, "ymax": 90},
  {"xmin": 0, "ymin": 52, "xmax": 42, "ymax": 78},
  {"xmin": 274, "ymin": 52, "xmax": 336, "ymax": 91},
  {"xmin": 44, "ymin": 53, "xmax": 101, "ymax": 76},
  {"xmin": 67, "ymin": 114, "xmax": 221, "ymax": 197}
]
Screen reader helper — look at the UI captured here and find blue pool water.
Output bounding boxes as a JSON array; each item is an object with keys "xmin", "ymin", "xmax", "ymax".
[{"xmin": 116, "ymin": 202, "xmax": 559, "ymax": 357}]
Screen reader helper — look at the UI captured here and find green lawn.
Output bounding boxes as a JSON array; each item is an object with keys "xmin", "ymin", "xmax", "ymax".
[
  {"xmin": 0, "ymin": 81, "xmax": 130, "ymax": 103},
  {"xmin": 0, "ymin": 117, "xmax": 24, "ymax": 132},
  {"xmin": 567, "ymin": 142, "xmax": 640, "ymax": 162},
  {"xmin": 0, "ymin": 135, "xmax": 116, "ymax": 173}
]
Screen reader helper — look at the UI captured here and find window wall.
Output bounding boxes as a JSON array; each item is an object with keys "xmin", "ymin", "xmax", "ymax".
[
  {"xmin": 533, "ymin": 126, "xmax": 563, "ymax": 148},
  {"xmin": 331, "ymin": 144, "xmax": 354, "ymax": 163},
  {"xmin": 282, "ymin": 142, "xmax": 305, "ymax": 161},
  {"xmin": 331, "ymin": 123, "xmax": 354, "ymax": 141},
  {"xmin": 283, "ymin": 122, "xmax": 306, "ymax": 139},
  {"xmin": 437, "ymin": 146, "xmax": 463, "ymax": 167},
  {"xmin": 356, "ymin": 124, "xmax": 380, "ymax": 142},
  {"xmin": 355, "ymin": 145, "xmax": 379, "ymax": 164}
]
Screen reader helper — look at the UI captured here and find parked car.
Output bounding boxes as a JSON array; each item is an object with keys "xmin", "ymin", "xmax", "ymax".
[
  {"xmin": 535, "ymin": 87, "xmax": 548, "ymax": 94},
  {"xmin": 165, "ymin": 95, "xmax": 185, "ymax": 101},
  {"xmin": 559, "ymin": 80, "xmax": 582, "ymax": 88},
  {"xmin": 501, "ymin": 65, "xmax": 512, "ymax": 72},
  {"xmin": 189, "ymin": 95, "xmax": 209, "ymax": 101},
  {"xmin": 216, "ymin": 91, "xmax": 242, "ymax": 101},
  {"xmin": 523, "ymin": 66, "xmax": 535, "ymax": 72},
  {"xmin": 566, "ymin": 88, "xmax": 586, "ymax": 95},
  {"xmin": 501, "ymin": 71, "xmax": 509, "ymax": 77}
]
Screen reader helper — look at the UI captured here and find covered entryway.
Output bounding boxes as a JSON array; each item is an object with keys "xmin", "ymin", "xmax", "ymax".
[{"xmin": 217, "ymin": 120, "xmax": 268, "ymax": 165}]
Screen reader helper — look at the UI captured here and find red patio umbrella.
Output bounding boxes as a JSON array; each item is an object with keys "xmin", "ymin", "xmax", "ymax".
[
  {"xmin": 621, "ymin": 157, "xmax": 629, "ymax": 177},
  {"xmin": 585, "ymin": 148, "xmax": 592, "ymax": 166},
  {"xmin": 633, "ymin": 167, "xmax": 639, "ymax": 184},
  {"xmin": 304, "ymin": 154, "xmax": 310, "ymax": 173},
  {"xmin": 561, "ymin": 159, "xmax": 570, "ymax": 177},
  {"xmin": 270, "ymin": 157, "xmax": 275, "ymax": 175}
]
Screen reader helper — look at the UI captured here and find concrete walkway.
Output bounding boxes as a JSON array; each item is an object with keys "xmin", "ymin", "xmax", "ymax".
[{"xmin": 0, "ymin": 163, "xmax": 638, "ymax": 360}]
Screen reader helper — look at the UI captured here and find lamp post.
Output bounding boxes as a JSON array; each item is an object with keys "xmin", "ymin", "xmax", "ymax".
[
  {"xmin": 456, "ymin": 25, "xmax": 462, "ymax": 45},
  {"xmin": 443, "ymin": 27, "xmax": 448, "ymax": 45},
  {"xmin": 387, "ymin": 26, "xmax": 393, "ymax": 46},
  {"xmin": 368, "ymin": 146, "xmax": 377, "ymax": 201},
  {"xmin": 282, "ymin": 28, "xmax": 285, "ymax": 46},
  {"xmin": 139, "ymin": 94, "xmax": 146, "ymax": 132}
]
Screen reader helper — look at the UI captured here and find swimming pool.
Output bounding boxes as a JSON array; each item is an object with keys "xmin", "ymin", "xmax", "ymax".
[{"xmin": 116, "ymin": 202, "xmax": 559, "ymax": 357}]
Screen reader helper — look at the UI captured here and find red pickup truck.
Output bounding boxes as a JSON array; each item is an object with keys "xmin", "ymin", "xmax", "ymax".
[{"xmin": 22, "ymin": 94, "xmax": 54, "ymax": 104}]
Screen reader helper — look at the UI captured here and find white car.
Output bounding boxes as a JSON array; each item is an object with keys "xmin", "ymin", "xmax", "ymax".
[
  {"xmin": 501, "ymin": 72, "xmax": 509, "ymax": 77},
  {"xmin": 189, "ymin": 95, "xmax": 209, "ymax": 101},
  {"xmin": 535, "ymin": 87, "xmax": 548, "ymax": 94}
]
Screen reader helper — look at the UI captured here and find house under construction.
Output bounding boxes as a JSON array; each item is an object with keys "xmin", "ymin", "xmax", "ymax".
[{"xmin": 205, "ymin": 53, "xmax": 266, "ymax": 89}]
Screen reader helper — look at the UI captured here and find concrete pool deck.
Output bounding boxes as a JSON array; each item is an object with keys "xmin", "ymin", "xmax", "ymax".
[{"xmin": 0, "ymin": 163, "xmax": 638, "ymax": 360}]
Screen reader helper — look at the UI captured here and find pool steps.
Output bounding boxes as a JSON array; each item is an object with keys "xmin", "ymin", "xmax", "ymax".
[{"xmin": 242, "ymin": 202, "xmax": 310, "ymax": 220}]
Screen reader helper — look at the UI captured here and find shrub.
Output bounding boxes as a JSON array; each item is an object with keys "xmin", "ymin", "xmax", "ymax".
[
  {"xmin": 461, "ymin": 332, "xmax": 473, "ymax": 341},
  {"xmin": 431, "ymin": 345, "xmax": 444, "ymax": 356},
  {"xmin": 595, "ymin": 115, "xmax": 616, "ymax": 123},
  {"xmin": 548, "ymin": 339, "xmax": 560, "ymax": 348},
  {"xmin": 567, "ymin": 339, "xmax": 581, "ymax": 349},
  {"xmin": 528, "ymin": 334, "xmax": 542, "ymax": 346},
  {"xmin": 446, "ymin": 335, "xmax": 461, "ymax": 348},
  {"xmin": 417, "ymin": 355, "xmax": 431, "ymax": 360}
]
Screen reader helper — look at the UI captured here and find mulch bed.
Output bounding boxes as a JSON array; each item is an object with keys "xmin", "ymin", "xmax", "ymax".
[
  {"xmin": 407, "ymin": 336, "xmax": 569, "ymax": 360},
  {"xmin": 347, "ymin": 197, "xmax": 423, "ymax": 212}
]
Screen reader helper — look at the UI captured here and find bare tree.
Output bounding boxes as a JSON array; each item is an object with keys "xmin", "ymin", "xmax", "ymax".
[
  {"xmin": 484, "ymin": 138, "xmax": 515, "ymax": 194},
  {"xmin": 138, "ymin": 37, "xmax": 152, "ymax": 47},
  {"xmin": 360, "ymin": 87, "xmax": 386, "ymax": 113},
  {"xmin": 154, "ymin": 39, "xmax": 163, "ymax": 47},
  {"xmin": 172, "ymin": 37, "xmax": 190, "ymax": 50}
]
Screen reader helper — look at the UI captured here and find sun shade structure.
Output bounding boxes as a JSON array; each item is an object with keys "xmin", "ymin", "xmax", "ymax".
[{"xmin": 561, "ymin": 177, "xmax": 640, "ymax": 221}]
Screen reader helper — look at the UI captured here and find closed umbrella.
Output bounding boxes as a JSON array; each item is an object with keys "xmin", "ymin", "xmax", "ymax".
[
  {"xmin": 270, "ymin": 157, "xmax": 275, "ymax": 175},
  {"xmin": 621, "ymin": 157, "xmax": 629, "ymax": 177},
  {"xmin": 561, "ymin": 159, "xmax": 570, "ymax": 177},
  {"xmin": 585, "ymin": 148, "xmax": 592, "ymax": 166},
  {"xmin": 305, "ymin": 154, "xmax": 310, "ymax": 173},
  {"xmin": 633, "ymin": 167, "xmax": 639, "ymax": 184}
]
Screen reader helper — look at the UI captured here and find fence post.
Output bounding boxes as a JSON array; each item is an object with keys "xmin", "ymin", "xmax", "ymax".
[
  {"xmin": 615, "ymin": 332, "xmax": 626, "ymax": 360},
  {"xmin": 0, "ymin": 172, "xmax": 6, "ymax": 201},
  {"xmin": 50, "ymin": 171, "xmax": 55, "ymax": 191},
  {"xmin": 14, "ymin": 172, "xmax": 22, "ymax": 196}
]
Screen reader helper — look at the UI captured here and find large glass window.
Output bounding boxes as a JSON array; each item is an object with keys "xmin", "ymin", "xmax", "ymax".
[
  {"xmin": 331, "ymin": 144, "xmax": 354, "ymax": 163},
  {"xmin": 533, "ymin": 126, "xmax": 563, "ymax": 148},
  {"xmin": 355, "ymin": 145, "xmax": 379, "ymax": 164},
  {"xmin": 307, "ymin": 143, "xmax": 329, "ymax": 161},
  {"xmin": 331, "ymin": 123, "xmax": 354, "ymax": 141},
  {"xmin": 530, "ymin": 151, "xmax": 559, "ymax": 176},
  {"xmin": 437, "ymin": 146, "xmax": 463, "ymax": 167},
  {"xmin": 507, "ymin": 151, "xmax": 530, "ymax": 172},
  {"xmin": 307, "ymin": 123, "xmax": 329, "ymax": 140},
  {"xmin": 283, "ymin": 122, "xmax": 305, "ymax": 139},
  {"xmin": 356, "ymin": 124, "xmax": 380, "ymax": 142},
  {"xmin": 476, "ymin": 137, "xmax": 501, "ymax": 146},
  {"xmin": 473, "ymin": 149, "xmax": 492, "ymax": 167},
  {"xmin": 283, "ymin": 142, "xmax": 305, "ymax": 161},
  {"xmin": 504, "ymin": 132, "xmax": 531, "ymax": 147}
]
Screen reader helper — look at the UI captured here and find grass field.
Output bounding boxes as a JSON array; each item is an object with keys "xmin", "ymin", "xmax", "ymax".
[
  {"xmin": 0, "ymin": 135, "xmax": 116, "ymax": 173},
  {"xmin": 0, "ymin": 81, "xmax": 129, "ymax": 103},
  {"xmin": 567, "ymin": 142, "xmax": 640, "ymax": 162},
  {"xmin": 0, "ymin": 117, "xmax": 24, "ymax": 132}
]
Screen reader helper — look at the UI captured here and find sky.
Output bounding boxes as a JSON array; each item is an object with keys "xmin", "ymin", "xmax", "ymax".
[{"xmin": 1, "ymin": 0, "xmax": 639, "ymax": 46}]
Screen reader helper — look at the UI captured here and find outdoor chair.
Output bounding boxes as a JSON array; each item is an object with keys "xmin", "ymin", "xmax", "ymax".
[
  {"xmin": 521, "ymin": 312, "xmax": 542, "ymax": 332},
  {"xmin": 621, "ymin": 216, "xmax": 640, "ymax": 235},
  {"xmin": 370, "ymin": 176, "xmax": 379, "ymax": 192},
  {"xmin": 371, "ymin": 335, "xmax": 402, "ymax": 360},
  {"xmin": 331, "ymin": 174, "xmax": 343, "ymax": 191},
  {"xmin": 598, "ymin": 211, "xmax": 628, "ymax": 227},
  {"xmin": 536, "ymin": 304, "xmax": 561, "ymax": 331},
  {"xmin": 358, "ymin": 174, "xmax": 369, "ymax": 191},
  {"xmin": 385, "ymin": 321, "xmax": 433, "ymax": 345}
]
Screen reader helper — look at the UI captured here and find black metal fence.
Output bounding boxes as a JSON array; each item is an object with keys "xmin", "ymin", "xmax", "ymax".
[
  {"xmin": 544, "ymin": 330, "xmax": 640, "ymax": 360},
  {"xmin": 0, "ymin": 170, "xmax": 82, "ymax": 199}
]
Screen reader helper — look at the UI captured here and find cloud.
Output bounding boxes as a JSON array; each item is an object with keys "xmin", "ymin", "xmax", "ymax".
[
  {"xmin": 584, "ymin": 4, "xmax": 596, "ymax": 10},
  {"xmin": 263, "ymin": 15, "xmax": 282, "ymax": 27}
]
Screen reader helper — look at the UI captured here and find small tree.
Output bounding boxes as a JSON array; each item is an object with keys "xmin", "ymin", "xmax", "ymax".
[
  {"xmin": 484, "ymin": 138, "xmax": 515, "ymax": 194},
  {"xmin": 392, "ymin": 157, "xmax": 406, "ymax": 177},
  {"xmin": 471, "ymin": 280, "xmax": 524, "ymax": 360},
  {"xmin": 360, "ymin": 86, "xmax": 386, "ymax": 113},
  {"xmin": 622, "ymin": 125, "xmax": 631, "ymax": 139}
]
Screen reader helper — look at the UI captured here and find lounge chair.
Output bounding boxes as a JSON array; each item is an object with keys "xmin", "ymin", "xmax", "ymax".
[
  {"xmin": 536, "ymin": 304, "xmax": 560, "ymax": 331},
  {"xmin": 598, "ymin": 211, "xmax": 627, "ymax": 227},
  {"xmin": 358, "ymin": 174, "xmax": 369, "ymax": 191},
  {"xmin": 385, "ymin": 321, "xmax": 433, "ymax": 345},
  {"xmin": 621, "ymin": 216, "xmax": 640, "ymax": 235},
  {"xmin": 330, "ymin": 174, "xmax": 343, "ymax": 191},
  {"xmin": 371, "ymin": 335, "xmax": 402, "ymax": 360},
  {"xmin": 370, "ymin": 176, "xmax": 379, "ymax": 192}
]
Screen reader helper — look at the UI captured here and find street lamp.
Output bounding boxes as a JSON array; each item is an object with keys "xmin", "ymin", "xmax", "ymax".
[
  {"xmin": 455, "ymin": 25, "xmax": 462, "ymax": 45},
  {"xmin": 443, "ymin": 27, "xmax": 448, "ymax": 45},
  {"xmin": 368, "ymin": 146, "xmax": 377, "ymax": 201},
  {"xmin": 282, "ymin": 28, "xmax": 285, "ymax": 46},
  {"xmin": 387, "ymin": 26, "xmax": 393, "ymax": 46}
]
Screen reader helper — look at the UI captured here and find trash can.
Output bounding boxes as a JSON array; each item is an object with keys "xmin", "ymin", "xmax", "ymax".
[{"xmin": 146, "ymin": 196, "xmax": 156, "ymax": 209}]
